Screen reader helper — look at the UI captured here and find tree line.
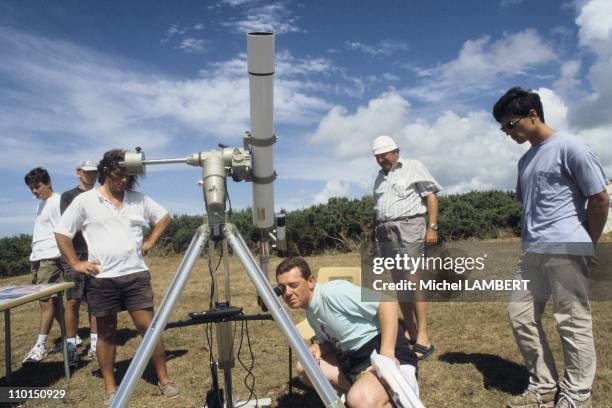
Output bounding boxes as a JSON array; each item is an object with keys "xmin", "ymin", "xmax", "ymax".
[{"xmin": 0, "ymin": 190, "xmax": 522, "ymax": 278}]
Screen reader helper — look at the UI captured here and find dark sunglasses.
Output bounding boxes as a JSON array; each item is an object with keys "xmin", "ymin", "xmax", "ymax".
[
  {"xmin": 109, "ymin": 169, "xmax": 128, "ymax": 180},
  {"xmin": 501, "ymin": 117, "xmax": 523, "ymax": 131}
]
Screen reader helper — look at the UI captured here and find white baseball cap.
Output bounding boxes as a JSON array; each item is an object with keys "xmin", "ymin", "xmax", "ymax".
[
  {"xmin": 372, "ymin": 135, "xmax": 398, "ymax": 155},
  {"xmin": 77, "ymin": 160, "xmax": 98, "ymax": 171}
]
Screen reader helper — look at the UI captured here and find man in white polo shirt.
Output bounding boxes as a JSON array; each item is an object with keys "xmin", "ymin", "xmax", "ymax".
[
  {"xmin": 370, "ymin": 135, "xmax": 441, "ymax": 361},
  {"xmin": 55, "ymin": 149, "xmax": 179, "ymax": 403},
  {"xmin": 22, "ymin": 167, "xmax": 64, "ymax": 364}
]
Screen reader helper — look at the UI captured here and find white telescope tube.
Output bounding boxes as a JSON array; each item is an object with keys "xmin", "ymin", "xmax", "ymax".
[{"xmin": 247, "ymin": 32, "xmax": 275, "ymax": 229}]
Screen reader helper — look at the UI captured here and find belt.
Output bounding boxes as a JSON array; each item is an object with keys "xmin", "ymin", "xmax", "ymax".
[{"xmin": 379, "ymin": 214, "xmax": 424, "ymax": 223}]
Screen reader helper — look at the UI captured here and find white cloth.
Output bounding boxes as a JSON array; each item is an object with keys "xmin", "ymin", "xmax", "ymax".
[
  {"xmin": 30, "ymin": 193, "xmax": 62, "ymax": 261},
  {"xmin": 55, "ymin": 189, "xmax": 168, "ymax": 278},
  {"xmin": 370, "ymin": 350, "xmax": 424, "ymax": 408},
  {"xmin": 373, "ymin": 158, "xmax": 441, "ymax": 221}
]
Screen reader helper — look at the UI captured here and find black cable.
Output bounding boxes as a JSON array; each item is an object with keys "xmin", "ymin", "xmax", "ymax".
[
  {"xmin": 226, "ymin": 177, "xmax": 233, "ymax": 217},
  {"xmin": 207, "ymin": 244, "xmax": 223, "ymax": 310},
  {"xmin": 235, "ymin": 320, "xmax": 258, "ymax": 407},
  {"xmin": 205, "ymin": 322, "xmax": 225, "ymax": 408}
]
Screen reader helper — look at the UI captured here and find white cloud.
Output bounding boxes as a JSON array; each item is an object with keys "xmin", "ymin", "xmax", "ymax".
[
  {"xmin": 500, "ymin": 0, "xmax": 524, "ymax": 7},
  {"xmin": 345, "ymin": 40, "xmax": 408, "ymax": 57},
  {"xmin": 406, "ymin": 30, "xmax": 556, "ymax": 102},
  {"xmin": 308, "ymin": 92, "xmax": 529, "ymax": 194},
  {"xmin": 562, "ymin": 0, "xmax": 612, "ymax": 129},
  {"xmin": 161, "ymin": 23, "xmax": 207, "ymax": 53},
  {"xmin": 313, "ymin": 179, "xmax": 351, "ymax": 204},
  {"xmin": 222, "ymin": 0, "xmax": 259, "ymax": 6},
  {"xmin": 177, "ymin": 38, "xmax": 207, "ymax": 53},
  {"xmin": 309, "ymin": 91, "xmax": 411, "ymax": 158},
  {"xmin": 553, "ymin": 60, "xmax": 582, "ymax": 97},
  {"xmin": 221, "ymin": 2, "xmax": 300, "ymax": 34},
  {"xmin": 576, "ymin": 0, "xmax": 612, "ymax": 52},
  {"xmin": 536, "ymin": 87, "xmax": 569, "ymax": 130},
  {"xmin": 0, "ymin": 27, "xmax": 330, "ymax": 173}
]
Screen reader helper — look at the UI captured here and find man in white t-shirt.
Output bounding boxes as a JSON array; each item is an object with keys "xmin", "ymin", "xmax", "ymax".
[
  {"xmin": 22, "ymin": 167, "xmax": 64, "ymax": 365},
  {"xmin": 55, "ymin": 149, "xmax": 179, "ymax": 403}
]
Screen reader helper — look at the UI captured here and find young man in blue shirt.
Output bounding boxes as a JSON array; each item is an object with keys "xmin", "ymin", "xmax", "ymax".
[{"xmin": 494, "ymin": 87, "xmax": 609, "ymax": 408}]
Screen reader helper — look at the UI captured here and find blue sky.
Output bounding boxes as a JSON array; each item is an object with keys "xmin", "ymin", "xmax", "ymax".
[{"xmin": 1, "ymin": 0, "xmax": 611, "ymax": 237}]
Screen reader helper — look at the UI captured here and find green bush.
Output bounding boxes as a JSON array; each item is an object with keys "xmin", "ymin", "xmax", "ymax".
[
  {"xmin": 0, "ymin": 234, "xmax": 32, "ymax": 277},
  {"xmin": 1, "ymin": 191, "xmax": 523, "ymax": 277}
]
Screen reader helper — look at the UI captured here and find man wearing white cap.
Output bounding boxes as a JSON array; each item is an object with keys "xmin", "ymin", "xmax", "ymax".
[
  {"xmin": 59, "ymin": 160, "xmax": 99, "ymax": 368},
  {"xmin": 371, "ymin": 135, "xmax": 441, "ymax": 360}
]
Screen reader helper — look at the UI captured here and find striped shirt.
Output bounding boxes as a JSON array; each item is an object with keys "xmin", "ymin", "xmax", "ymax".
[{"xmin": 373, "ymin": 158, "xmax": 441, "ymax": 221}]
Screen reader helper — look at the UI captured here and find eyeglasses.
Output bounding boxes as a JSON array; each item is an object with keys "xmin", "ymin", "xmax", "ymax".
[
  {"xmin": 109, "ymin": 169, "xmax": 128, "ymax": 181},
  {"xmin": 501, "ymin": 117, "xmax": 523, "ymax": 131}
]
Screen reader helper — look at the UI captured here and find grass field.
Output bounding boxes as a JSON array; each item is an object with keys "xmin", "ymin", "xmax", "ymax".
[{"xmin": 1, "ymin": 240, "xmax": 611, "ymax": 407}]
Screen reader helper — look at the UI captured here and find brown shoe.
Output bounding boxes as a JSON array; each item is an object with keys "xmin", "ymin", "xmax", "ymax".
[{"xmin": 507, "ymin": 390, "xmax": 556, "ymax": 408}]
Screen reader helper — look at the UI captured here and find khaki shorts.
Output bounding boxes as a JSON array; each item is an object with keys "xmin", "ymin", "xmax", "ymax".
[
  {"xmin": 31, "ymin": 258, "xmax": 64, "ymax": 285},
  {"xmin": 31, "ymin": 258, "xmax": 64, "ymax": 300},
  {"xmin": 375, "ymin": 217, "xmax": 426, "ymax": 259}
]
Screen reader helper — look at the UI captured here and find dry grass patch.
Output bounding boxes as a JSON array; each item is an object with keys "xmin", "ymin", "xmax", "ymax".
[{"xmin": 1, "ymin": 243, "xmax": 611, "ymax": 407}]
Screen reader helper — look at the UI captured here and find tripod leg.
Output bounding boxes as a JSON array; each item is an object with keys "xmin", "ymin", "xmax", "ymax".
[
  {"xmin": 225, "ymin": 223, "xmax": 345, "ymax": 408},
  {"xmin": 112, "ymin": 225, "xmax": 210, "ymax": 408}
]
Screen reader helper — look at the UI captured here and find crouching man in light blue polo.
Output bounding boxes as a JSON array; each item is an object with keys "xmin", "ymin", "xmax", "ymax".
[{"xmin": 276, "ymin": 257, "xmax": 418, "ymax": 408}]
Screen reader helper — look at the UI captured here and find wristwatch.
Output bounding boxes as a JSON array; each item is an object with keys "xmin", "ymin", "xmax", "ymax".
[{"xmin": 428, "ymin": 223, "xmax": 438, "ymax": 231}]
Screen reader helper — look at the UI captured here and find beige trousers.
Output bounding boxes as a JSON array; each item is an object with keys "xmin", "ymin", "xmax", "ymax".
[{"xmin": 507, "ymin": 252, "xmax": 595, "ymax": 401}]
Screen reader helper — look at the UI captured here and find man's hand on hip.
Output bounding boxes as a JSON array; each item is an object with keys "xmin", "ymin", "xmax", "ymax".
[{"xmin": 72, "ymin": 260, "xmax": 101, "ymax": 277}]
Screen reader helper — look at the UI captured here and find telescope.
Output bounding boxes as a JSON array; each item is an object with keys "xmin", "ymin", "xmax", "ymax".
[{"xmin": 111, "ymin": 33, "xmax": 345, "ymax": 408}]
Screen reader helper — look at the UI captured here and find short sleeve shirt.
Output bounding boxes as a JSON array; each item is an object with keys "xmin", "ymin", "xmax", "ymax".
[
  {"xmin": 55, "ymin": 189, "xmax": 168, "ymax": 278},
  {"xmin": 306, "ymin": 280, "xmax": 380, "ymax": 353},
  {"xmin": 517, "ymin": 133, "xmax": 607, "ymax": 255},
  {"xmin": 374, "ymin": 158, "xmax": 442, "ymax": 221},
  {"xmin": 30, "ymin": 193, "xmax": 62, "ymax": 261},
  {"xmin": 60, "ymin": 187, "xmax": 88, "ymax": 253}
]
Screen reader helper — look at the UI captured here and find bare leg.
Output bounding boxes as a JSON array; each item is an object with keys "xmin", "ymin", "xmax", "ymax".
[
  {"xmin": 394, "ymin": 269, "xmax": 432, "ymax": 353},
  {"xmin": 295, "ymin": 352, "xmax": 351, "ymax": 393},
  {"xmin": 96, "ymin": 314, "xmax": 118, "ymax": 392},
  {"xmin": 129, "ymin": 308, "xmax": 170, "ymax": 385},
  {"xmin": 64, "ymin": 298, "xmax": 81, "ymax": 338},
  {"xmin": 414, "ymin": 301, "xmax": 430, "ymax": 348},
  {"xmin": 346, "ymin": 370, "xmax": 392, "ymax": 408},
  {"xmin": 90, "ymin": 314, "xmax": 97, "ymax": 333},
  {"xmin": 398, "ymin": 302, "xmax": 417, "ymax": 341},
  {"xmin": 38, "ymin": 297, "xmax": 61, "ymax": 335}
]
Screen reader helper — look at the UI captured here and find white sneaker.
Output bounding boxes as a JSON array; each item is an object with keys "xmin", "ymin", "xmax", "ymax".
[
  {"xmin": 86, "ymin": 346, "xmax": 97, "ymax": 360},
  {"xmin": 68, "ymin": 344, "xmax": 79, "ymax": 368},
  {"xmin": 22, "ymin": 346, "xmax": 46, "ymax": 365},
  {"xmin": 75, "ymin": 334, "xmax": 83, "ymax": 347}
]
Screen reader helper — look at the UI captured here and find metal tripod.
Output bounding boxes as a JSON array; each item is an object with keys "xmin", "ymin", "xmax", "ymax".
[{"xmin": 110, "ymin": 222, "xmax": 345, "ymax": 408}]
